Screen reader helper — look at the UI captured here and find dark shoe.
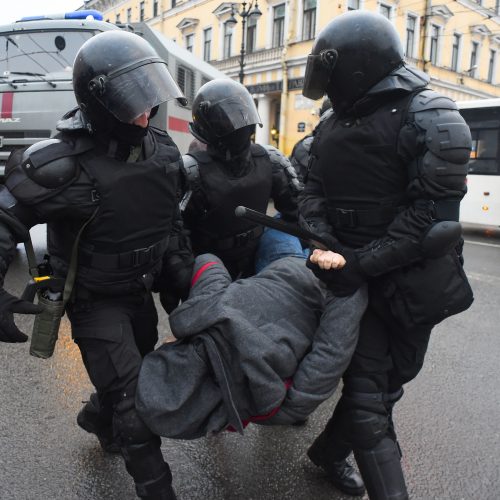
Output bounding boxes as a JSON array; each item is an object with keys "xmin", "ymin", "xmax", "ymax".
[
  {"xmin": 308, "ymin": 446, "xmax": 365, "ymax": 496},
  {"xmin": 77, "ymin": 396, "xmax": 120, "ymax": 454}
]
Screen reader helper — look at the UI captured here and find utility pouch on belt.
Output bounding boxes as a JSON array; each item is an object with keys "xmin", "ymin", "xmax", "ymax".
[
  {"xmin": 23, "ymin": 207, "xmax": 99, "ymax": 359},
  {"xmin": 382, "ymin": 249, "xmax": 474, "ymax": 329},
  {"xmin": 30, "ymin": 287, "xmax": 65, "ymax": 359}
]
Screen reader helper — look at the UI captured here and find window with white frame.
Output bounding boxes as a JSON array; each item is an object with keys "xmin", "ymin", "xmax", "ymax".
[
  {"xmin": 451, "ymin": 33, "xmax": 461, "ymax": 72},
  {"xmin": 247, "ymin": 15, "xmax": 257, "ymax": 53},
  {"xmin": 153, "ymin": 0, "xmax": 159, "ymax": 17},
  {"xmin": 487, "ymin": 50, "xmax": 496, "ymax": 83},
  {"xmin": 302, "ymin": 0, "xmax": 317, "ymax": 41},
  {"xmin": 470, "ymin": 41, "xmax": 479, "ymax": 77},
  {"xmin": 115, "ymin": 13, "xmax": 121, "ymax": 23},
  {"xmin": 272, "ymin": 4, "xmax": 285, "ymax": 48},
  {"xmin": 379, "ymin": 3, "xmax": 392, "ymax": 19},
  {"xmin": 127, "ymin": 8, "xmax": 132, "ymax": 22},
  {"xmin": 140, "ymin": 1, "xmax": 145, "ymax": 22},
  {"xmin": 429, "ymin": 24, "xmax": 440, "ymax": 65},
  {"xmin": 405, "ymin": 15, "xmax": 417, "ymax": 58},
  {"xmin": 185, "ymin": 33, "xmax": 194, "ymax": 53},
  {"xmin": 203, "ymin": 28, "xmax": 212, "ymax": 61},
  {"xmin": 223, "ymin": 23, "xmax": 233, "ymax": 58},
  {"xmin": 347, "ymin": 0, "xmax": 360, "ymax": 10}
]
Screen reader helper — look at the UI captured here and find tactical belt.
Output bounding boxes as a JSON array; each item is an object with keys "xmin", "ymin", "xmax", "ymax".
[
  {"xmin": 198, "ymin": 226, "xmax": 264, "ymax": 251},
  {"xmin": 79, "ymin": 236, "xmax": 170, "ymax": 270},
  {"xmin": 328, "ymin": 206, "xmax": 401, "ymax": 228}
]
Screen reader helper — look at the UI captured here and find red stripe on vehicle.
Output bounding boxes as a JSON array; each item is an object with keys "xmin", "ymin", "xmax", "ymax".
[
  {"xmin": 168, "ymin": 116, "xmax": 190, "ymax": 133},
  {"xmin": 1, "ymin": 92, "xmax": 14, "ymax": 119}
]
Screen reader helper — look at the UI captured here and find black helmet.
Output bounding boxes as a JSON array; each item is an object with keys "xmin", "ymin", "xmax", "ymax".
[
  {"xmin": 73, "ymin": 30, "xmax": 186, "ymax": 129},
  {"xmin": 303, "ymin": 11, "xmax": 404, "ymax": 106},
  {"xmin": 189, "ymin": 79, "xmax": 261, "ymax": 145}
]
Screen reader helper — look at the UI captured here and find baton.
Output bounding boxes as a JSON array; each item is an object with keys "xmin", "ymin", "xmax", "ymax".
[{"xmin": 234, "ymin": 206, "xmax": 330, "ymax": 250}]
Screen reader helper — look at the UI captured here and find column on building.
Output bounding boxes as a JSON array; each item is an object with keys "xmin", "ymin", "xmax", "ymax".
[{"xmin": 254, "ymin": 94, "xmax": 271, "ymax": 145}]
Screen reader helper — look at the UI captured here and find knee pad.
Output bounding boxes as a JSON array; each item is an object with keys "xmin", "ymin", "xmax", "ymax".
[
  {"xmin": 341, "ymin": 377, "xmax": 389, "ymax": 450},
  {"xmin": 349, "ymin": 408, "xmax": 388, "ymax": 450},
  {"xmin": 113, "ymin": 397, "xmax": 155, "ymax": 446}
]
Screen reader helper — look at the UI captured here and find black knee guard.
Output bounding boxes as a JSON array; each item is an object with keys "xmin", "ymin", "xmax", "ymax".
[
  {"xmin": 342, "ymin": 378, "xmax": 389, "ymax": 450},
  {"xmin": 113, "ymin": 396, "xmax": 156, "ymax": 447}
]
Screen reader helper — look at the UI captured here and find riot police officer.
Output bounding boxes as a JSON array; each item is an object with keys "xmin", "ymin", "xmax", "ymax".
[
  {"xmin": 180, "ymin": 79, "xmax": 301, "ymax": 282},
  {"xmin": 299, "ymin": 11, "xmax": 472, "ymax": 499},
  {"xmin": 0, "ymin": 31, "xmax": 191, "ymax": 499}
]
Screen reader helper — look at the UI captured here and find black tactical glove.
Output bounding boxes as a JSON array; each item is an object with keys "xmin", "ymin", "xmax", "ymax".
[
  {"xmin": 158, "ymin": 254, "xmax": 194, "ymax": 314},
  {"xmin": 0, "ymin": 288, "xmax": 44, "ymax": 342},
  {"xmin": 306, "ymin": 249, "xmax": 366, "ymax": 297}
]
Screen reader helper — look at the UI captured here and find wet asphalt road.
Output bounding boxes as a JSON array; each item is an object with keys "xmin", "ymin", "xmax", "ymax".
[{"xmin": 0, "ymin": 224, "xmax": 499, "ymax": 500}]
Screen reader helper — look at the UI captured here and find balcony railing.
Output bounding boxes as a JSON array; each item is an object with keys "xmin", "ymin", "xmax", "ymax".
[{"xmin": 210, "ymin": 47, "xmax": 283, "ymax": 72}]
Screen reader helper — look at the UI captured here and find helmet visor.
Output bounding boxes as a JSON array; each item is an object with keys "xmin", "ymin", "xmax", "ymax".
[
  {"xmin": 90, "ymin": 58, "xmax": 187, "ymax": 123},
  {"xmin": 302, "ymin": 50, "xmax": 338, "ymax": 101},
  {"xmin": 199, "ymin": 94, "xmax": 262, "ymax": 138}
]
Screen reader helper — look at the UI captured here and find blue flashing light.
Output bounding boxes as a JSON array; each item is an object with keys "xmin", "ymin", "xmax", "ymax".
[
  {"xmin": 65, "ymin": 10, "xmax": 104, "ymax": 21},
  {"xmin": 20, "ymin": 10, "xmax": 104, "ymax": 22}
]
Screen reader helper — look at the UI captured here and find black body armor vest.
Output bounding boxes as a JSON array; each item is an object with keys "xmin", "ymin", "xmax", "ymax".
[
  {"xmin": 311, "ymin": 93, "xmax": 416, "ymax": 246},
  {"xmin": 188, "ymin": 144, "xmax": 272, "ymax": 259},
  {"xmin": 48, "ymin": 130, "xmax": 181, "ymax": 293}
]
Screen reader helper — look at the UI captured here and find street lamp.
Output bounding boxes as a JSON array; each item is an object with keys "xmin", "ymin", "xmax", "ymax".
[{"xmin": 224, "ymin": 1, "xmax": 262, "ymax": 84}]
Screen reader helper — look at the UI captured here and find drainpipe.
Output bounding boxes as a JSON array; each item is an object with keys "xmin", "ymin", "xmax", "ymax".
[
  {"xmin": 278, "ymin": 0, "xmax": 296, "ymax": 153},
  {"xmin": 419, "ymin": 0, "xmax": 431, "ymax": 73}
]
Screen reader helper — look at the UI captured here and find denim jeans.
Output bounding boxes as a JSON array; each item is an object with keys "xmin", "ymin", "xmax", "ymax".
[{"xmin": 254, "ymin": 214, "xmax": 309, "ymax": 273}]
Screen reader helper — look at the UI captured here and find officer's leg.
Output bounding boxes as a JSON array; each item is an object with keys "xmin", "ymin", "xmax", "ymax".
[
  {"xmin": 76, "ymin": 294, "xmax": 158, "ymax": 453},
  {"xmin": 343, "ymin": 377, "xmax": 408, "ymax": 500},
  {"xmin": 68, "ymin": 297, "xmax": 176, "ymax": 499},
  {"xmin": 113, "ymin": 385, "xmax": 175, "ymax": 499}
]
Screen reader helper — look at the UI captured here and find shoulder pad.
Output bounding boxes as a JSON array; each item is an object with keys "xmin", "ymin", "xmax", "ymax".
[
  {"xmin": 5, "ymin": 138, "xmax": 86, "ymax": 204},
  {"xmin": 21, "ymin": 139, "xmax": 80, "ymax": 188},
  {"xmin": 181, "ymin": 154, "xmax": 201, "ymax": 190},
  {"xmin": 409, "ymin": 101, "xmax": 471, "ymax": 163},
  {"xmin": 409, "ymin": 90, "xmax": 457, "ymax": 114},
  {"xmin": 262, "ymin": 145, "xmax": 303, "ymax": 195},
  {"xmin": 262, "ymin": 145, "xmax": 291, "ymax": 168}
]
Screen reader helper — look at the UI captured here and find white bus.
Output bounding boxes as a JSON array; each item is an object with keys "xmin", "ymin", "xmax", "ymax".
[
  {"xmin": 457, "ymin": 98, "xmax": 500, "ymax": 227},
  {"xmin": 0, "ymin": 10, "xmax": 227, "ymax": 177}
]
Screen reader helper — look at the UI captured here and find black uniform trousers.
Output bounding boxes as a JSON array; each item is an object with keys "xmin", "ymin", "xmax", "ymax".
[{"xmin": 66, "ymin": 290, "xmax": 159, "ymax": 422}]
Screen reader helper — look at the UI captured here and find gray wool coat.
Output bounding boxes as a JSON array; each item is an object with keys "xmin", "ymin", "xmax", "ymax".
[{"xmin": 136, "ymin": 254, "xmax": 367, "ymax": 439}]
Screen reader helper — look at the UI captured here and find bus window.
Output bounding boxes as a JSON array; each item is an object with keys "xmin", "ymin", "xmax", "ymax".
[{"xmin": 469, "ymin": 128, "xmax": 499, "ymax": 175}]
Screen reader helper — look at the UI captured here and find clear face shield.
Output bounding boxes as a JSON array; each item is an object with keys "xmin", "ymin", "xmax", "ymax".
[
  {"xmin": 87, "ymin": 57, "xmax": 187, "ymax": 124},
  {"xmin": 195, "ymin": 94, "xmax": 262, "ymax": 138},
  {"xmin": 302, "ymin": 49, "xmax": 338, "ymax": 101}
]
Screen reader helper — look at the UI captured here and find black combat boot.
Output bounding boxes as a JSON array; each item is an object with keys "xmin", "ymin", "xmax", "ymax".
[
  {"xmin": 354, "ymin": 437, "xmax": 409, "ymax": 500},
  {"xmin": 308, "ymin": 435, "xmax": 365, "ymax": 496},
  {"xmin": 77, "ymin": 393, "xmax": 120, "ymax": 453}
]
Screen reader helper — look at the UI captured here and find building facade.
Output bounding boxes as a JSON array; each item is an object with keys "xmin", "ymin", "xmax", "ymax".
[{"xmin": 84, "ymin": 0, "xmax": 500, "ymax": 154}]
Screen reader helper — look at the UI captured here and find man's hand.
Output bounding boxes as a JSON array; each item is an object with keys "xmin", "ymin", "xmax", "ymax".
[
  {"xmin": 307, "ymin": 249, "xmax": 366, "ymax": 297},
  {"xmin": 309, "ymin": 249, "xmax": 346, "ymax": 270},
  {"xmin": 0, "ymin": 288, "xmax": 44, "ymax": 342}
]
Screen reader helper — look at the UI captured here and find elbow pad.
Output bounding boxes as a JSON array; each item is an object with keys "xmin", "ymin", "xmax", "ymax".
[{"xmin": 359, "ymin": 221, "xmax": 462, "ymax": 276}]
